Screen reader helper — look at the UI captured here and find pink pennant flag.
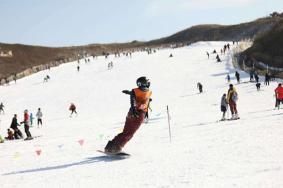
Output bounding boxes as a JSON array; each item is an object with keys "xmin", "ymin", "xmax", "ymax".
[
  {"xmin": 78, "ymin": 139, "xmax": 84, "ymax": 146},
  {"xmin": 35, "ymin": 149, "xmax": 42, "ymax": 156}
]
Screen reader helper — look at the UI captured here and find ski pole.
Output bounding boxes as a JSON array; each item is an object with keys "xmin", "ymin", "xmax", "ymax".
[{"xmin": 166, "ymin": 105, "xmax": 172, "ymax": 142}]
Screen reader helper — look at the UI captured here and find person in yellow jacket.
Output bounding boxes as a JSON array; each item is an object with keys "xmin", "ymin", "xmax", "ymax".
[
  {"xmin": 104, "ymin": 76, "xmax": 152, "ymax": 154},
  {"xmin": 227, "ymin": 84, "xmax": 239, "ymax": 119}
]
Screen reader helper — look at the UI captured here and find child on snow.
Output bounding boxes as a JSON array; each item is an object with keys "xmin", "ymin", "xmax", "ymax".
[
  {"xmin": 220, "ymin": 94, "xmax": 228, "ymax": 120},
  {"xmin": 5, "ymin": 129, "xmax": 14, "ymax": 140},
  {"xmin": 104, "ymin": 76, "xmax": 152, "ymax": 154}
]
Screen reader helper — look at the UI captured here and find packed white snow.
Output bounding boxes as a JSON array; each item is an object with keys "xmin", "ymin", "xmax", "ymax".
[{"xmin": 0, "ymin": 42, "xmax": 283, "ymax": 188}]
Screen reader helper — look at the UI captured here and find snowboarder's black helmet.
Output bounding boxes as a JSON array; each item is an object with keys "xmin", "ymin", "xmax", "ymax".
[{"xmin": 136, "ymin": 76, "xmax": 150, "ymax": 88}]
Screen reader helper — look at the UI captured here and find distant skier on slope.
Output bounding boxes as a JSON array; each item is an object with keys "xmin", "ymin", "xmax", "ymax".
[
  {"xmin": 197, "ymin": 82, "xmax": 203, "ymax": 93},
  {"xmin": 235, "ymin": 71, "xmax": 240, "ymax": 83},
  {"xmin": 0, "ymin": 102, "xmax": 4, "ymax": 114},
  {"xmin": 36, "ymin": 108, "xmax": 43, "ymax": 128},
  {"xmin": 226, "ymin": 74, "xmax": 231, "ymax": 83},
  {"xmin": 227, "ymin": 84, "xmax": 239, "ymax": 119},
  {"xmin": 104, "ymin": 76, "xmax": 152, "ymax": 154},
  {"xmin": 69, "ymin": 103, "xmax": 77, "ymax": 117}
]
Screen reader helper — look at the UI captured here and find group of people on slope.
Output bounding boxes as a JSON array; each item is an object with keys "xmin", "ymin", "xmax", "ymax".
[{"xmin": 1, "ymin": 108, "xmax": 43, "ymax": 142}]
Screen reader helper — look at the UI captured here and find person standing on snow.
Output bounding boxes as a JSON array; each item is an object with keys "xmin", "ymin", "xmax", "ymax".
[
  {"xmin": 197, "ymin": 82, "xmax": 203, "ymax": 93},
  {"xmin": 20, "ymin": 110, "xmax": 32, "ymax": 139},
  {"xmin": 104, "ymin": 76, "xmax": 152, "ymax": 154},
  {"xmin": 235, "ymin": 71, "xmax": 240, "ymax": 83},
  {"xmin": 275, "ymin": 83, "xmax": 283, "ymax": 109},
  {"xmin": 69, "ymin": 103, "xmax": 77, "ymax": 117},
  {"xmin": 220, "ymin": 94, "xmax": 228, "ymax": 120},
  {"xmin": 10, "ymin": 114, "xmax": 23, "ymax": 139},
  {"xmin": 36, "ymin": 108, "xmax": 43, "ymax": 128},
  {"xmin": 0, "ymin": 102, "xmax": 4, "ymax": 114},
  {"xmin": 227, "ymin": 84, "xmax": 239, "ymax": 119},
  {"xmin": 226, "ymin": 74, "xmax": 231, "ymax": 83}
]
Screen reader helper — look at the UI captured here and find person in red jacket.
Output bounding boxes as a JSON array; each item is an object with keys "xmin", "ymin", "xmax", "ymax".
[
  {"xmin": 275, "ymin": 83, "xmax": 283, "ymax": 108},
  {"xmin": 104, "ymin": 76, "xmax": 152, "ymax": 154},
  {"xmin": 21, "ymin": 109, "xmax": 32, "ymax": 139}
]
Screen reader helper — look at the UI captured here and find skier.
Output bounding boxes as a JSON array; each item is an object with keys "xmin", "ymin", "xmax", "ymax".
[
  {"xmin": 265, "ymin": 72, "xmax": 270, "ymax": 85},
  {"xmin": 256, "ymin": 82, "xmax": 261, "ymax": 91},
  {"xmin": 235, "ymin": 71, "xmax": 240, "ymax": 83},
  {"xmin": 36, "ymin": 108, "xmax": 43, "ymax": 128},
  {"xmin": 77, "ymin": 65, "xmax": 80, "ymax": 72},
  {"xmin": 0, "ymin": 102, "xmax": 4, "ymax": 114},
  {"xmin": 275, "ymin": 83, "xmax": 283, "ymax": 109},
  {"xmin": 104, "ymin": 76, "xmax": 152, "ymax": 154},
  {"xmin": 226, "ymin": 74, "xmax": 231, "ymax": 83},
  {"xmin": 10, "ymin": 114, "xmax": 23, "ymax": 139},
  {"xmin": 30, "ymin": 113, "xmax": 34, "ymax": 126},
  {"xmin": 220, "ymin": 94, "xmax": 228, "ymax": 120},
  {"xmin": 5, "ymin": 129, "xmax": 14, "ymax": 140},
  {"xmin": 254, "ymin": 73, "xmax": 259, "ymax": 83},
  {"xmin": 206, "ymin": 51, "xmax": 209, "ymax": 59},
  {"xmin": 197, "ymin": 82, "xmax": 203, "ymax": 93},
  {"xmin": 69, "ymin": 103, "xmax": 77, "ymax": 117},
  {"xmin": 249, "ymin": 72, "xmax": 254, "ymax": 82},
  {"xmin": 216, "ymin": 54, "xmax": 221, "ymax": 62},
  {"xmin": 227, "ymin": 84, "xmax": 239, "ymax": 119},
  {"xmin": 20, "ymin": 110, "xmax": 32, "ymax": 140}
]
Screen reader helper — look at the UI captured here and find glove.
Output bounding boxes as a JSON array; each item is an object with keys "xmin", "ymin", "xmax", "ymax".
[
  {"xmin": 131, "ymin": 107, "xmax": 139, "ymax": 118},
  {"xmin": 122, "ymin": 90, "xmax": 131, "ymax": 95}
]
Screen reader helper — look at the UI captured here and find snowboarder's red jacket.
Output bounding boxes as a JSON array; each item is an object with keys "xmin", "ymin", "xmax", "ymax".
[{"xmin": 275, "ymin": 86, "xmax": 283, "ymax": 99}]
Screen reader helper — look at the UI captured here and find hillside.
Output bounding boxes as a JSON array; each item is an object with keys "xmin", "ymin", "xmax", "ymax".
[
  {"xmin": 240, "ymin": 19, "xmax": 283, "ymax": 69},
  {"xmin": 0, "ymin": 16, "xmax": 282, "ymax": 82}
]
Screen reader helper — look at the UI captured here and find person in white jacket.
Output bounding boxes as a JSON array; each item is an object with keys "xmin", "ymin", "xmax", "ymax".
[{"xmin": 36, "ymin": 108, "xmax": 43, "ymax": 128}]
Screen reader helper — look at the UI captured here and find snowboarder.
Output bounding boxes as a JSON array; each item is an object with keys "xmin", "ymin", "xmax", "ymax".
[
  {"xmin": 220, "ymin": 94, "xmax": 228, "ymax": 120},
  {"xmin": 69, "ymin": 103, "xmax": 77, "ymax": 117},
  {"xmin": 256, "ymin": 82, "xmax": 261, "ymax": 91},
  {"xmin": 275, "ymin": 83, "xmax": 283, "ymax": 109},
  {"xmin": 197, "ymin": 82, "xmax": 203, "ymax": 93},
  {"xmin": 20, "ymin": 110, "xmax": 32, "ymax": 139},
  {"xmin": 227, "ymin": 84, "xmax": 239, "ymax": 119},
  {"xmin": 5, "ymin": 129, "xmax": 14, "ymax": 140},
  {"xmin": 0, "ymin": 102, "xmax": 4, "ymax": 114},
  {"xmin": 36, "ymin": 108, "xmax": 43, "ymax": 128},
  {"xmin": 104, "ymin": 76, "xmax": 152, "ymax": 154},
  {"xmin": 10, "ymin": 114, "xmax": 23, "ymax": 139},
  {"xmin": 235, "ymin": 71, "xmax": 240, "ymax": 83}
]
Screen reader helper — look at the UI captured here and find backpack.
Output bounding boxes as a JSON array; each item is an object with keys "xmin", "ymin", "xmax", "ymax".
[{"xmin": 232, "ymin": 91, "xmax": 238, "ymax": 102}]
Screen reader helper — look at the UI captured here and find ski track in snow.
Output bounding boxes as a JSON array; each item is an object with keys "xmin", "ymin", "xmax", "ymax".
[{"xmin": 0, "ymin": 41, "xmax": 283, "ymax": 188}]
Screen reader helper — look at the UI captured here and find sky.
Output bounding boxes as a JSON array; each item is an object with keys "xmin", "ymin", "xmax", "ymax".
[{"xmin": 0, "ymin": 0, "xmax": 282, "ymax": 47}]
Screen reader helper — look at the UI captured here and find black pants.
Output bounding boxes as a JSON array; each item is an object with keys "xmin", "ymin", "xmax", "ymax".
[
  {"xmin": 24, "ymin": 124, "xmax": 32, "ymax": 138},
  {"xmin": 12, "ymin": 128, "xmax": 23, "ymax": 139},
  {"xmin": 37, "ymin": 118, "xmax": 42, "ymax": 125}
]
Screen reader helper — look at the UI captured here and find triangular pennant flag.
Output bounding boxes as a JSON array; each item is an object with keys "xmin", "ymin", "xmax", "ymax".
[
  {"xmin": 78, "ymin": 139, "xmax": 84, "ymax": 146},
  {"xmin": 35, "ymin": 149, "xmax": 42, "ymax": 156}
]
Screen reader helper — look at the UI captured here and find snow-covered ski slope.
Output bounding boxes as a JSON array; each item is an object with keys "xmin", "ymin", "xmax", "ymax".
[{"xmin": 0, "ymin": 42, "xmax": 283, "ymax": 188}]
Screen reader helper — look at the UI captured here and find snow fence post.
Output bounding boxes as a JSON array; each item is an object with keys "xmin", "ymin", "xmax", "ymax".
[{"xmin": 166, "ymin": 105, "xmax": 172, "ymax": 142}]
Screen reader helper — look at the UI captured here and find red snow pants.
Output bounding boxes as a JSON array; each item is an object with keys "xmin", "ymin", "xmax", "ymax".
[
  {"xmin": 112, "ymin": 110, "xmax": 145, "ymax": 148},
  {"xmin": 229, "ymin": 100, "xmax": 237, "ymax": 115}
]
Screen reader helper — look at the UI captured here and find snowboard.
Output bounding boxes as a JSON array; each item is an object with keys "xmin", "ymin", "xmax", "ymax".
[{"xmin": 97, "ymin": 150, "xmax": 130, "ymax": 158}]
